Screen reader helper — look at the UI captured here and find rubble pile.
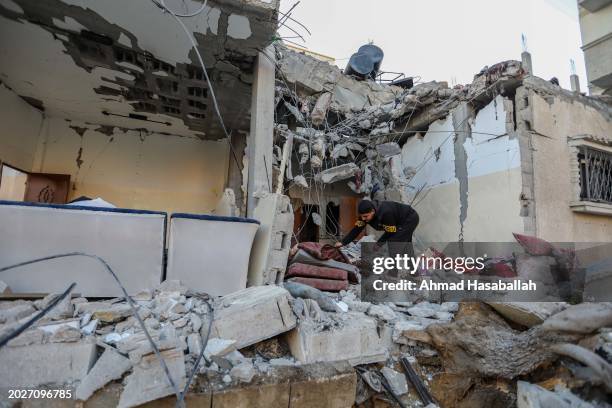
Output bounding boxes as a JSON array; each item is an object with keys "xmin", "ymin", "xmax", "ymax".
[
  {"xmin": 272, "ymin": 44, "xmax": 525, "ymax": 199},
  {"xmin": 1, "ymin": 274, "xmax": 610, "ymax": 407}
]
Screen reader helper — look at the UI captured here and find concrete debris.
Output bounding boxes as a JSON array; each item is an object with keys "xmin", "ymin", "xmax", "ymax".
[
  {"xmin": 0, "ymin": 301, "xmax": 35, "ymax": 324},
  {"xmin": 488, "ymin": 302, "xmax": 567, "ymax": 327},
  {"xmin": 230, "ymin": 361, "xmax": 256, "ymax": 383},
  {"xmin": 380, "ymin": 367, "xmax": 408, "ymax": 396},
  {"xmin": 76, "ymin": 348, "xmax": 132, "ymax": 401},
  {"xmin": 376, "ymin": 142, "xmax": 401, "ymax": 158},
  {"xmin": 541, "ymin": 303, "xmax": 612, "ymax": 333},
  {"xmin": 211, "ymin": 286, "xmax": 297, "ymax": 349},
  {"xmin": 284, "ymin": 281, "xmax": 340, "ymax": 312},
  {"xmin": 49, "ymin": 325, "xmax": 81, "ymax": 342},
  {"xmin": 287, "ymin": 311, "xmax": 387, "ymax": 366},
  {"xmin": 118, "ymin": 348, "xmax": 186, "ymax": 408},
  {"xmin": 293, "ymin": 175, "xmax": 309, "ymax": 188},
  {"xmin": 311, "ymin": 92, "xmax": 332, "ymax": 126},
  {"xmin": 366, "ymin": 304, "xmax": 397, "ymax": 322},
  {"xmin": 517, "ymin": 381, "xmax": 596, "ymax": 408},
  {"xmin": 550, "ymin": 343, "xmax": 612, "ymax": 393},
  {"xmin": 204, "ymin": 338, "xmax": 237, "ymax": 359},
  {"xmin": 317, "ymin": 163, "xmax": 359, "ymax": 184},
  {"xmin": 34, "ymin": 291, "xmax": 74, "ymax": 320},
  {"xmin": 0, "ymin": 341, "xmax": 97, "ymax": 388}
]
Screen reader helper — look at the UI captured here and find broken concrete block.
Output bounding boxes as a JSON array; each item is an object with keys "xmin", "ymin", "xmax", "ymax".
[
  {"xmin": 7, "ymin": 328, "xmax": 45, "ymax": 347},
  {"xmin": 187, "ymin": 333, "xmax": 203, "ymax": 356},
  {"xmin": 381, "ymin": 367, "xmax": 408, "ymax": 396},
  {"xmin": 211, "ymin": 286, "xmax": 297, "ymax": 349},
  {"xmin": 81, "ymin": 319, "xmax": 98, "ymax": 335},
  {"xmin": 75, "ymin": 301, "xmax": 133, "ymax": 323},
  {"xmin": 376, "ymin": 142, "xmax": 401, "ymax": 158},
  {"xmin": 542, "ymin": 302, "xmax": 612, "ymax": 333},
  {"xmin": 76, "ymin": 348, "xmax": 132, "ymax": 401},
  {"xmin": 317, "ymin": 163, "xmax": 359, "ymax": 184},
  {"xmin": 204, "ymin": 338, "xmax": 237, "ymax": 359},
  {"xmin": 157, "ymin": 279, "xmax": 188, "ymax": 295},
  {"xmin": 248, "ymin": 193, "xmax": 294, "ymax": 286},
  {"xmin": 311, "ymin": 92, "xmax": 332, "ymax": 126},
  {"xmin": 230, "ymin": 361, "xmax": 256, "ymax": 383},
  {"xmin": 367, "ymin": 304, "xmax": 397, "ymax": 322},
  {"xmin": 487, "ymin": 302, "xmax": 567, "ymax": 327},
  {"xmin": 0, "ymin": 341, "xmax": 96, "ymax": 387},
  {"xmin": 517, "ymin": 381, "xmax": 595, "ymax": 408},
  {"xmin": 287, "ymin": 312, "xmax": 386, "ymax": 366},
  {"xmin": 293, "ymin": 175, "xmax": 309, "ymax": 188},
  {"xmin": 393, "ymin": 320, "xmax": 433, "ymax": 345},
  {"xmin": 118, "ymin": 348, "xmax": 186, "ymax": 408},
  {"xmin": 0, "ymin": 301, "xmax": 35, "ymax": 324},
  {"xmin": 34, "ymin": 291, "xmax": 73, "ymax": 320},
  {"xmin": 50, "ymin": 325, "xmax": 81, "ymax": 342},
  {"xmin": 406, "ymin": 302, "xmax": 440, "ymax": 318}
]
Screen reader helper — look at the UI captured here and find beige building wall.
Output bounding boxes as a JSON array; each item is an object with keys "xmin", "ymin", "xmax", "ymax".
[
  {"xmin": 0, "ymin": 84, "xmax": 44, "ymax": 171},
  {"xmin": 31, "ymin": 117, "xmax": 229, "ymax": 214},
  {"xmin": 517, "ymin": 78, "xmax": 612, "ymax": 242},
  {"xmin": 578, "ymin": 1, "xmax": 612, "ymax": 94}
]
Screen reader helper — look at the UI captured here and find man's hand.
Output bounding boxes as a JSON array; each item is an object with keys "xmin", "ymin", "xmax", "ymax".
[{"xmin": 334, "ymin": 242, "xmax": 343, "ymax": 248}]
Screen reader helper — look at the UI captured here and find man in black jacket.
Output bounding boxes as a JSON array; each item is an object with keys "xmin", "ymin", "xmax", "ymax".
[{"xmin": 334, "ymin": 199, "xmax": 419, "ymax": 247}]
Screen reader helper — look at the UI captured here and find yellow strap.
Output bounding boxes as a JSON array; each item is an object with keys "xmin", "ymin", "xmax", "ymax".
[{"xmin": 384, "ymin": 225, "xmax": 397, "ymax": 233}]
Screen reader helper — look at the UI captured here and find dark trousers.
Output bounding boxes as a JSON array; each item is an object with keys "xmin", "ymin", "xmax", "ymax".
[{"xmin": 387, "ymin": 212, "xmax": 420, "ymax": 277}]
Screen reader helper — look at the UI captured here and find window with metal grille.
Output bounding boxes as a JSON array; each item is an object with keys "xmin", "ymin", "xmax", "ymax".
[{"xmin": 578, "ymin": 146, "xmax": 612, "ymax": 204}]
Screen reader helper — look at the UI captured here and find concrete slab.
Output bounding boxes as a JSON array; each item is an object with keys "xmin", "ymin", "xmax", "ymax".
[
  {"xmin": 118, "ymin": 348, "xmax": 186, "ymax": 408},
  {"xmin": 76, "ymin": 348, "xmax": 132, "ymax": 401},
  {"xmin": 286, "ymin": 312, "xmax": 387, "ymax": 366},
  {"xmin": 211, "ymin": 286, "xmax": 297, "ymax": 349},
  {"xmin": 0, "ymin": 341, "xmax": 96, "ymax": 388}
]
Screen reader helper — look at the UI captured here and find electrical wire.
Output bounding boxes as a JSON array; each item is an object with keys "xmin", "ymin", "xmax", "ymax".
[{"xmin": 159, "ymin": 0, "xmax": 208, "ymax": 17}]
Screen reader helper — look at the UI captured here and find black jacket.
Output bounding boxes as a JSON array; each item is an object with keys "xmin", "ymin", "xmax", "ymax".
[{"xmin": 341, "ymin": 200, "xmax": 417, "ymax": 245}]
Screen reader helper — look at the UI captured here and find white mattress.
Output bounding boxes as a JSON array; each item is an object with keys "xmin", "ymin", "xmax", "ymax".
[
  {"xmin": 0, "ymin": 201, "xmax": 166, "ymax": 297},
  {"xmin": 166, "ymin": 214, "xmax": 259, "ymax": 296}
]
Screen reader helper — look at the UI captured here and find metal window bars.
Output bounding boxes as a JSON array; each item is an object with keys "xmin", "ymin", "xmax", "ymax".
[{"xmin": 579, "ymin": 146, "xmax": 612, "ymax": 204}]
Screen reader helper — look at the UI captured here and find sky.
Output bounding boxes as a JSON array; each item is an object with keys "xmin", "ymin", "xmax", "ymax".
[{"xmin": 277, "ymin": 0, "xmax": 588, "ymax": 90}]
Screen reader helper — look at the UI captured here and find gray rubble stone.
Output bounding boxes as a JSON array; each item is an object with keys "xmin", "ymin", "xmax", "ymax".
[
  {"xmin": 0, "ymin": 341, "xmax": 96, "ymax": 387},
  {"xmin": 204, "ymin": 338, "xmax": 236, "ymax": 359},
  {"xmin": 187, "ymin": 333, "xmax": 202, "ymax": 356},
  {"xmin": 118, "ymin": 348, "xmax": 186, "ymax": 408},
  {"xmin": 156, "ymin": 279, "xmax": 188, "ymax": 295},
  {"xmin": 7, "ymin": 328, "xmax": 45, "ymax": 347},
  {"xmin": 517, "ymin": 381, "xmax": 595, "ymax": 408},
  {"xmin": 376, "ymin": 142, "xmax": 401, "ymax": 158},
  {"xmin": 35, "ymin": 292, "xmax": 73, "ymax": 320},
  {"xmin": 75, "ymin": 348, "xmax": 132, "ymax": 401},
  {"xmin": 317, "ymin": 163, "xmax": 359, "ymax": 184},
  {"xmin": 488, "ymin": 302, "xmax": 567, "ymax": 328},
  {"xmin": 381, "ymin": 367, "xmax": 408, "ymax": 396},
  {"xmin": 0, "ymin": 302, "xmax": 35, "ymax": 324},
  {"xmin": 407, "ymin": 302, "xmax": 440, "ymax": 318},
  {"xmin": 222, "ymin": 374, "xmax": 232, "ymax": 384},
  {"xmin": 50, "ymin": 325, "xmax": 81, "ymax": 342},
  {"xmin": 367, "ymin": 304, "xmax": 397, "ymax": 322},
  {"xmin": 81, "ymin": 319, "xmax": 98, "ymax": 336},
  {"xmin": 230, "ymin": 361, "xmax": 256, "ymax": 383}
]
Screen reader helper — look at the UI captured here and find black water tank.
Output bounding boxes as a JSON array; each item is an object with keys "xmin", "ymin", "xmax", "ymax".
[
  {"xmin": 344, "ymin": 44, "xmax": 384, "ymax": 80},
  {"xmin": 344, "ymin": 52, "xmax": 374, "ymax": 78},
  {"xmin": 358, "ymin": 44, "xmax": 384, "ymax": 73}
]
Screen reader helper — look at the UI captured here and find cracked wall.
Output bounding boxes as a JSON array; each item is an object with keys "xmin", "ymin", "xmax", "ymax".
[
  {"xmin": 0, "ymin": 0, "xmax": 278, "ymax": 139},
  {"xmin": 400, "ymin": 95, "xmax": 524, "ymax": 243}
]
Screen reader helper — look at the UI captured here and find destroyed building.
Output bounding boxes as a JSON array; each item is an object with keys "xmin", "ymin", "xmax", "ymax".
[
  {"xmin": 273, "ymin": 45, "xmax": 612, "ymax": 245},
  {"xmin": 1, "ymin": 0, "xmax": 612, "ymax": 407}
]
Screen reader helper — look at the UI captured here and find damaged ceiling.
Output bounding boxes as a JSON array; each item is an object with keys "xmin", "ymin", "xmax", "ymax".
[{"xmin": 0, "ymin": 0, "xmax": 278, "ymax": 140}]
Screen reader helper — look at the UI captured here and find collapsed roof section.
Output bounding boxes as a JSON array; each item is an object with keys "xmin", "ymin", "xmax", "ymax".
[
  {"xmin": 0, "ymin": 0, "xmax": 279, "ymax": 139},
  {"xmin": 273, "ymin": 44, "xmax": 611, "ymax": 197}
]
